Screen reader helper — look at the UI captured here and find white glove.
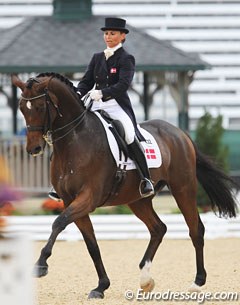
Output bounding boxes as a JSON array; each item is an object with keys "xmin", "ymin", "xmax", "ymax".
[
  {"xmin": 90, "ymin": 90, "xmax": 103, "ymax": 101},
  {"xmin": 76, "ymin": 91, "xmax": 82, "ymax": 99}
]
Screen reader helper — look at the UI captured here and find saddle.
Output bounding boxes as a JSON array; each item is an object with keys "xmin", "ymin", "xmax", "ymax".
[
  {"xmin": 97, "ymin": 110, "xmax": 129, "ymax": 160},
  {"xmin": 94, "ymin": 110, "xmax": 162, "ymax": 203}
]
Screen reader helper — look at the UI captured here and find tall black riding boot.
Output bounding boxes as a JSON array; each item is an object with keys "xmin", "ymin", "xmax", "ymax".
[{"xmin": 128, "ymin": 138, "xmax": 154, "ymax": 198}]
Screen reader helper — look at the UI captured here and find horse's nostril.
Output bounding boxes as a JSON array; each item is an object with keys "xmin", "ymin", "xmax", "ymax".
[{"xmin": 30, "ymin": 146, "xmax": 42, "ymax": 155}]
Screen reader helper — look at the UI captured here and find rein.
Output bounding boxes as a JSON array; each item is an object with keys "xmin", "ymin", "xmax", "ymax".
[
  {"xmin": 44, "ymin": 109, "xmax": 87, "ymax": 145},
  {"xmin": 45, "ymin": 95, "xmax": 93, "ymax": 144}
]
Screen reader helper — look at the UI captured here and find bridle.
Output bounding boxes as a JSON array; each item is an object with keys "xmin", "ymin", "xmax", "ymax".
[
  {"xmin": 20, "ymin": 78, "xmax": 89, "ymax": 145},
  {"xmin": 21, "ymin": 89, "xmax": 56, "ymax": 133}
]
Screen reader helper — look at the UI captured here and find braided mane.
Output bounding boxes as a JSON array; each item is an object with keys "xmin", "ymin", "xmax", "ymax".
[{"xmin": 37, "ymin": 72, "xmax": 77, "ymax": 93}]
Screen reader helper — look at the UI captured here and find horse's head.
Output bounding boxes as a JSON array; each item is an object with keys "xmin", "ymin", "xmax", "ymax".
[{"xmin": 12, "ymin": 74, "xmax": 59, "ymax": 156}]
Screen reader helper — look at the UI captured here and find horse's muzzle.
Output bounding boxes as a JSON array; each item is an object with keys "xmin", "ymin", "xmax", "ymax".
[
  {"xmin": 26, "ymin": 137, "xmax": 46, "ymax": 156},
  {"xmin": 28, "ymin": 145, "xmax": 44, "ymax": 156},
  {"xmin": 26, "ymin": 133, "xmax": 46, "ymax": 157}
]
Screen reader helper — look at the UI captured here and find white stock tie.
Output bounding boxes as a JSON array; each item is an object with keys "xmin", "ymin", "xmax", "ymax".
[{"xmin": 104, "ymin": 49, "xmax": 114, "ymax": 60}]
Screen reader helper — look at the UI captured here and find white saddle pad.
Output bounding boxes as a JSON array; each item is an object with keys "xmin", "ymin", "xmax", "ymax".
[{"xmin": 93, "ymin": 112, "xmax": 162, "ymax": 170}]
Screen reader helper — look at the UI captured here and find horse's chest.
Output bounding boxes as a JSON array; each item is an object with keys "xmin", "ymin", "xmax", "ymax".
[{"xmin": 53, "ymin": 164, "xmax": 76, "ymax": 186}]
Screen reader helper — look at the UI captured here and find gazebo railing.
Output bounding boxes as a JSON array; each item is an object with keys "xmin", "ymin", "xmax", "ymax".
[{"xmin": 0, "ymin": 136, "xmax": 51, "ymax": 193}]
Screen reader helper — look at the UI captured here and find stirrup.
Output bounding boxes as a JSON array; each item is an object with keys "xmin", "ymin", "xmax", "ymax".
[
  {"xmin": 139, "ymin": 178, "xmax": 155, "ymax": 198},
  {"xmin": 48, "ymin": 189, "xmax": 61, "ymax": 202}
]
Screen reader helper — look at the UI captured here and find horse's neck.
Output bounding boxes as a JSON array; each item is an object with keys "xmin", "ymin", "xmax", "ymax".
[
  {"xmin": 52, "ymin": 111, "xmax": 104, "ymax": 154},
  {"xmin": 52, "ymin": 82, "xmax": 85, "ymax": 127},
  {"xmin": 52, "ymin": 112, "xmax": 100, "ymax": 167}
]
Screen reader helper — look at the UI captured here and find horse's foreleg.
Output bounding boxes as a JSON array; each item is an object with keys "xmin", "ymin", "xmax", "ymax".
[
  {"xmin": 128, "ymin": 198, "xmax": 167, "ymax": 292},
  {"xmin": 34, "ymin": 192, "xmax": 94, "ymax": 278},
  {"xmin": 74, "ymin": 216, "xmax": 110, "ymax": 299},
  {"xmin": 33, "ymin": 208, "xmax": 73, "ymax": 277}
]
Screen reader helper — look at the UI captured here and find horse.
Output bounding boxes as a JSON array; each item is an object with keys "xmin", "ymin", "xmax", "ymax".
[{"xmin": 12, "ymin": 73, "xmax": 238, "ymax": 299}]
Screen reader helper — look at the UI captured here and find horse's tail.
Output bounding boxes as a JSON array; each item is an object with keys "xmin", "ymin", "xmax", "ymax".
[{"xmin": 193, "ymin": 143, "xmax": 239, "ymax": 218}]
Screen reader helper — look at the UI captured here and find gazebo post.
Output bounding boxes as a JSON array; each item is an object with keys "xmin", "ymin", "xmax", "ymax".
[
  {"xmin": 143, "ymin": 72, "xmax": 150, "ymax": 120},
  {"xmin": 11, "ymin": 82, "xmax": 18, "ymax": 135}
]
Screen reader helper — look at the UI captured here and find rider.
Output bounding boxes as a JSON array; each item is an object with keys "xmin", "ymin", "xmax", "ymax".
[{"xmin": 49, "ymin": 17, "xmax": 154, "ymax": 200}]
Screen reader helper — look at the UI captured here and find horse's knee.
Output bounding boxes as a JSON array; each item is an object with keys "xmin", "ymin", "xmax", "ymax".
[
  {"xmin": 151, "ymin": 221, "xmax": 167, "ymax": 240},
  {"xmin": 52, "ymin": 213, "xmax": 69, "ymax": 231},
  {"xmin": 159, "ymin": 222, "xmax": 167, "ymax": 236}
]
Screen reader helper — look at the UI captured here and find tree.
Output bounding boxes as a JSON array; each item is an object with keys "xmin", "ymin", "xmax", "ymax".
[{"xmin": 195, "ymin": 112, "xmax": 229, "ymax": 209}]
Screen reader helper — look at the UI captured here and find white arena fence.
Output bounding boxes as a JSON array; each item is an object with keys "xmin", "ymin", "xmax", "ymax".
[
  {"xmin": 0, "ymin": 136, "xmax": 52, "ymax": 193},
  {"xmin": 4, "ymin": 213, "xmax": 240, "ymax": 241}
]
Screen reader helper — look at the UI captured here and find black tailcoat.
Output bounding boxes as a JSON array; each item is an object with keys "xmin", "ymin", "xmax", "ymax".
[{"xmin": 77, "ymin": 47, "xmax": 144, "ymax": 140}]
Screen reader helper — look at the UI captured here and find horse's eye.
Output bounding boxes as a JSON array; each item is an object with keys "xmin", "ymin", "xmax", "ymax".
[{"xmin": 31, "ymin": 100, "xmax": 45, "ymax": 112}]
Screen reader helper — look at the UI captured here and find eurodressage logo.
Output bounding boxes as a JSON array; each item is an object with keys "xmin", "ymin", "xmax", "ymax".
[{"xmin": 124, "ymin": 289, "xmax": 240, "ymax": 303}]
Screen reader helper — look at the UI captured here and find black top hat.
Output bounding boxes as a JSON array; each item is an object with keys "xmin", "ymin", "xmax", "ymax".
[{"xmin": 101, "ymin": 17, "xmax": 129, "ymax": 34}]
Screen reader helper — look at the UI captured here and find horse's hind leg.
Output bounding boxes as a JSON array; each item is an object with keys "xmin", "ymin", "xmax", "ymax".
[
  {"xmin": 74, "ymin": 216, "xmax": 110, "ymax": 299},
  {"xmin": 171, "ymin": 186, "xmax": 206, "ymax": 290},
  {"xmin": 128, "ymin": 198, "xmax": 167, "ymax": 292}
]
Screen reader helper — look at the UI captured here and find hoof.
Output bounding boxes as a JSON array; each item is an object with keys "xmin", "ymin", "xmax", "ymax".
[
  {"xmin": 141, "ymin": 278, "xmax": 155, "ymax": 292},
  {"xmin": 88, "ymin": 290, "xmax": 104, "ymax": 299},
  {"xmin": 33, "ymin": 265, "xmax": 48, "ymax": 278},
  {"xmin": 188, "ymin": 282, "xmax": 202, "ymax": 293}
]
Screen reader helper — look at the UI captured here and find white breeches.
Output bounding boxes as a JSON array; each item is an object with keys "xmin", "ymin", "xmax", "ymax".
[{"xmin": 91, "ymin": 98, "xmax": 135, "ymax": 144}]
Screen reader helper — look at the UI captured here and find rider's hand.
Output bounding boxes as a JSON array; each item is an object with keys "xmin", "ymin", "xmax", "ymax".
[{"xmin": 90, "ymin": 90, "xmax": 103, "ymax": 101}]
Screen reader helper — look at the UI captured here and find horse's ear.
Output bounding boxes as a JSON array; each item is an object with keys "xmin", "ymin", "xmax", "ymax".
[{"xmin": 11, "ymin": 74, "xmax": 25, "ymax": 91}]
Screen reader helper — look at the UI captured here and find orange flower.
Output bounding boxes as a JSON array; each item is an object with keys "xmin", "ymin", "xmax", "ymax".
[
  {"xmin": 0, "ymin": 202, "xmax": 15, "ymax": 216},
  {"xmin": 0, "ymin": 217, "xmax": 7, "ymax": 228},
  {"xmin": 42, "ymin": 198, "xmax": 64, "ymax": 214}
]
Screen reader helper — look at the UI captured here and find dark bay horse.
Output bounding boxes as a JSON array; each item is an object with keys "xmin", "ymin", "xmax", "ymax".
[{"xmin": 12, "ymin": 73, "xmax": 238, "ymax": 299}]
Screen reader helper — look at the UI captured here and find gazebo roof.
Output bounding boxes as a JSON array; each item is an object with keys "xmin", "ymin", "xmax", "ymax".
[{"xmin": 0, "ymin": 15, "xmax": 208, "ymax": 74}]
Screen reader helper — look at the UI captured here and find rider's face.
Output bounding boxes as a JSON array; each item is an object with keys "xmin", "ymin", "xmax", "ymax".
[{"xmin": 103, "ymin": 30, "xmax": 126, "ymax": 48}]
